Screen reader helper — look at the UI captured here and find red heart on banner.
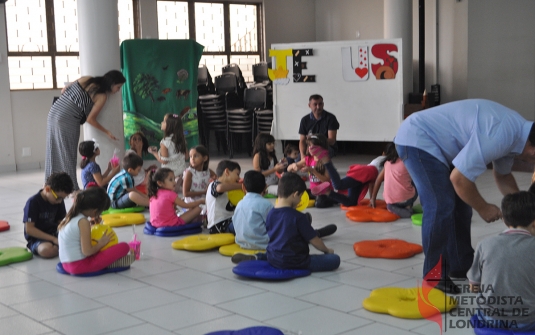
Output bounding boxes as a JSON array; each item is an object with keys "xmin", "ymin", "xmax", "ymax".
[{"xmin": 355, "ymin": 67, "xmax": 368, "ymax": 78}]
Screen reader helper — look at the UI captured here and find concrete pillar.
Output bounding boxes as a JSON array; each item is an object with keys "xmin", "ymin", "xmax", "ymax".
[
  {"xmin": 384, "ymin": 0, "xmax": 412, "ymax": 103},
  {"xmin": 78, "ymin": 0, "xmax": 124, "ymax": 164}
]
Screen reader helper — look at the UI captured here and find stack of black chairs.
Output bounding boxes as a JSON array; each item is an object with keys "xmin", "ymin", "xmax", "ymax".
[
  {"xmin": 197, "ymin": 65, "xmax": 227, "ymax": 154},
  {"xmin": 196, "ymin": 62, "xmax": 274, "ymax": 157}
]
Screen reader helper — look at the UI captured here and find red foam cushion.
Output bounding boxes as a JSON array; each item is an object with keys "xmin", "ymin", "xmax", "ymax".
[{"xmin": 354, "ymin": 239, "xmax": 423, "ymax": 259}]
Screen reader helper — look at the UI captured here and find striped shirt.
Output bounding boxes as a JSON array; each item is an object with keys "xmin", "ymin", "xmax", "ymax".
[{"xmin": 107, "ymin": 170, "xmax": 134, "ymax": 202}]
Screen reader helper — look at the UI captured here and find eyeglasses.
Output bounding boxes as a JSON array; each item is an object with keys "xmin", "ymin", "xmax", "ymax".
[{"xmin": 50, "ymin": 189, "xmax": 64, "ymax": 201}]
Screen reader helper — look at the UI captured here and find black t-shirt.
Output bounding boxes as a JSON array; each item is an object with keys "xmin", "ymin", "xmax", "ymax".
[
  {"xmin": 23, "ymin": 190, "xmax": 66, "ymax": 242},
  {"xmin": 298, "ymin": 110, "xmax": 340, "ymax": 138}
]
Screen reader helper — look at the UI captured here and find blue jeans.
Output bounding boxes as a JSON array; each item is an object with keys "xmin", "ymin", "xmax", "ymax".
[
  {"xmin": 386, "ymin": 186, "xmax": 418, "ymax": 218},
  {"xmin": 256, "ymin": 253, "xmax": 340, "ymax": 272},
  {"xmin": 323, "ymin": 161, "xmax": 363, "ymax": 206},
  {"xmin": 396, "ymin": 145, "xmax": 473, "ymax": 279}
]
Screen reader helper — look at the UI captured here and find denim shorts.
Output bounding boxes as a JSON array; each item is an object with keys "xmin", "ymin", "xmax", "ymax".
[{"xmin": 112, "ymin": 193, "xmax": 137, "ymax": 209}]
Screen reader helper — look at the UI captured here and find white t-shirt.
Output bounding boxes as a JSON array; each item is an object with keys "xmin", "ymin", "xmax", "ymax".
[
  {"xmin": 205, "ymin": 181, "xmax": 235, "ymax": 228},
  {"xmin": 160, "ymin": 135, "xmax": 187, "ymax": 176},
  {"xmin": 184, "ymin": 167, "xmax": 210, "ymax": 203},
  {"xmin": 58, "ymin": 213, "xmax": 86, "ymax": 263}
]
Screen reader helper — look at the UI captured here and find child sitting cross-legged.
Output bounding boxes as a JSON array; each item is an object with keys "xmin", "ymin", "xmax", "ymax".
[
  {"xmin": 232, "ymin": 173, "xmax": 340, "ymax": 272},
  {"xmin": 467, "ymin": 191, "xmax": 535, "ymax": 331},
  {"xmin": 232, "ymin": 170, "xmax": 273, "ymax": 250},
  {"xmin": 206, "ymin": 160, "xmax": 242, "ymax": 234},
  {"xmin": 23, "ymin": 172, "xmax": 74, "ymax": 258},
  {"xmin": 148, "ymin": 168, "xmax": 204, "ymax": 227},
  {"xmin": 107, "ymin": 151, "xmax": 149, "ymax": 209}
]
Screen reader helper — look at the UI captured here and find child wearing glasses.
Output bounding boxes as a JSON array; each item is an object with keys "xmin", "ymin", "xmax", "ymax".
[{"xmin": 23, "ymin": 172, "xmax": 74, "ymax": 258}]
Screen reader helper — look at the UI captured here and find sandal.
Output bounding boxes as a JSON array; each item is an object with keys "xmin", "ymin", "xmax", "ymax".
[{"xmin": 308, "ymin": 145, "xmax": 329, "ymax": 161}]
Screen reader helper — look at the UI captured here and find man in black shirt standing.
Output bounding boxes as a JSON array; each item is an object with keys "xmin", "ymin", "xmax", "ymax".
[{"xmin": 298, "ymin": 94, "xmax": 340, "ymax": 158}]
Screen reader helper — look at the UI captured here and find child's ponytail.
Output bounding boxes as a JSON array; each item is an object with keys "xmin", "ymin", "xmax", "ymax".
[
  {"xmin": 147, "ymin": 168, "xmax": 159, "ymax": 198},
  {"xmin": 382, "ymin": 142, "xmax": 398, "ymax": 166},
  {"xmin": 79, "ymin": 140, "xmax": 97, "ymax": 169},
  {"xmin": 163, "ymin": 113, "xmax": 187, "ymax": 155}
]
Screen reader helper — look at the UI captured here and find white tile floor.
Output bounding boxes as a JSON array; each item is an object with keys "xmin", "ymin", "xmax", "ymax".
[{"xmin": 0, "ymin": 153, "xmax": 532, "ymax": 335}]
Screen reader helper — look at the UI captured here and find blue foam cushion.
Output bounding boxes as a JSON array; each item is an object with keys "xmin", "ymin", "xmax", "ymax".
[
  {"xmin": 205, "ymin": 326, "xmax": 284, "ymax": 335},
  {"xmin": 143, "ymin": 221, "xmax": 202, "ymax": 237},
  {"xmin": 470, "ymin": 314, "xmax": 535, "ymax": 335},
  {"xmin": 232, "ymin": 260, "xmax": 311, "ymax": 280},
  {"xmin": 56, "ymin": 263, "xmax": 129, "ymax": 277}
]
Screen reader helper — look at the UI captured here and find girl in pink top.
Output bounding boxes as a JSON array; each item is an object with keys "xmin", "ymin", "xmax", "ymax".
[
  {"xmin": 148, "ymin": 168, "xmax": 204, "ymax": 227},
  {"xmin": 287, "ymin": 134, "xmax": 334, "ymax": 208},
  {"xmin": 370, "ymin": 144, "xmax": 418, "ymax": 218}
]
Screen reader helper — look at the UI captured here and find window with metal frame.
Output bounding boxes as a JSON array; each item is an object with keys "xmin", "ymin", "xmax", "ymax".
[
  {"xmin": 5, "ymin": 0, "xmax": 138, "ymax": 90},
  {"xmin": 156, "ymin": 1, "xmax": 262, "ymax": 82}
]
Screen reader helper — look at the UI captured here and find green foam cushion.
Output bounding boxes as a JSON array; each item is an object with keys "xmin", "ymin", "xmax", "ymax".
[{"xmin": 0, "ymin": 247, "xmax": 33, "ymax": 266}]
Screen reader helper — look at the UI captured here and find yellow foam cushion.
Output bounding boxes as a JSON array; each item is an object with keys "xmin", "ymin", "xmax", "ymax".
[
  {"xmin": 362, "ymin": 287, "xmax": 457, "ymax": 319},
  {"xmin": 101, "ymin": 213, "xmax": 146, "ymax": 227},
  {"xmin": 172, "ymin": 233, "xmax": 235, "ymax": 251},
  {"xmin": 219, "ymin": 243, "xmax": 265, "ymax": 257}
]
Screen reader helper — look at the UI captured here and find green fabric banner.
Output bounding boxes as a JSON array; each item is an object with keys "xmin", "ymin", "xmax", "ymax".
[{"xmin": 120, "ymin": 39, "xmax": 204, "ymax": 156}]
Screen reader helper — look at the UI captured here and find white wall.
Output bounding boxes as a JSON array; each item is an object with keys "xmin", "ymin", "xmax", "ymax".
[
  {"xmin": 264, "ymin": 0, "xmax": 316, "ymax": 59},
  {"xmin": 0, "ymin": 4, "xmax": 16, "ymax": 173},
  {"xmin": 315, "ymin": 0, "xmax": 383, "ymax": 41},
  {"xmin": 467, "ymin": 0, "xmax": 535, "ymax": 120}
]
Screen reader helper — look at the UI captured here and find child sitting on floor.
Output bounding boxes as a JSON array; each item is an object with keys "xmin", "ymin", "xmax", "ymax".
[
  {"xmin": 468, "ymin": 191, "xmax": 535, "ymax": 331},
  {"xmin": 370, "ymin": 143, "xmax": 417, "ymax": 217},
  {"xmin": 206, "ymin": 160, "xmax": 242, "ymax": 234},
  {"xmin": 58, "ymin": 187, "xmax": 133, "ymax": 275},
  {"xmin": 232, "ymin": 170, "xmax": 273, "ymax": 250},
  {"xmin": 284, "ymin": 143, "xmax": 300, "ymax": 168},
  {"xmin": 128, "ymin": 131, "xmax": 157, "ymax": 194},
  {"xmin": 308, "ymin": 142, "xmax": 386, "ymax": 207},
  {"xmin": 148, "ymin": 168, "xmax": 204, "ymax": 227},
  {"xmin": 232, "ymin": 173, "xmax": 340, "ymax": 272},
  {"xmin": 107, "ymin": 151, "xmax": 149, "ymax": 209},
  {"xmin": 23, "ymin": 172, "xmax": 74, "ymax": 258},
  {"xmin": 252, "ymin": 133, "xmax": 286, "ymax": 196},
  {"xmin": 79, "ymin": 140, "xmax": 120, "ymax": 189},
  {"xmin": 287, "ymin": 134, "xmax": 334, "ymax": 208}
]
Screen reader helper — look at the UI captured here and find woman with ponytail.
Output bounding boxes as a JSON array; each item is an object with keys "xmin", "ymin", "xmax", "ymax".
[
  {"xmin": 58, "ymin": 187, "xmax": 133, "ymax": 275},
  {"xmin": 45, "ymin": 70, "xmax": 126, "ymax": 190}
]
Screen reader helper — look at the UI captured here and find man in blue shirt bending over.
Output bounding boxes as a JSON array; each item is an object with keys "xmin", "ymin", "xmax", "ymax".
[{"xmin": 395, "ymin": 99, "xmax": 535, "ymax": 294}]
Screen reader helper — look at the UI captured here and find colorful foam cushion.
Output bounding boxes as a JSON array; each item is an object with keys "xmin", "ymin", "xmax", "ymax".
[
  {"xmin": 205, "ymin": 326, "xmax": 284, "ymax": 335},
  {"xmin": 0, "ymin": 247, "xmax": 33, "ymax": 266},
  {"xmin": 143, "ymin": 221, "xmax": 202, "ymax": 237},
  {"xmin": 411, "ymin": 213, "xmax": 423, "ymax": 226},
  {"xmin": 171, "ymin": 233, "xmax": 235, "ymax": 251},
  {"xmin": 342, "ymin": 199, "xmax": 387, "ymax": 210},
  {"xmin": 0, "ymin": 220, "xmax": 10, "ymax": 232},
  {"xmin": 469, "ymin": 314, "xmax": 535, "ymax": 335},
  {"xmin": 56, "ymin": 262, "xmax": 129, "ymax": 277},
  {"xmin": 346, "ymin": 206, "xmax": 399, "ymax": 222},
  {"xmin": 101, "ymin": 213, "xmax": 147, "ymax": 227},
  {"xmin": 354, "ymin": 239, "xmax": 423, "ymax": 259},
  {"xmin": 102, "ymin": 206, "xmax": 145, "ymax": 215},
  {"xmin": 219, "ymin": 243, "xmax": 265, "ymax": 257},
  {"xmin": 362, "ymin": 287, "xmax": 457, "ymax": 319},
  {"xmin": 232, "ymin": 260, "xmax": 311, "ymax": 280}
]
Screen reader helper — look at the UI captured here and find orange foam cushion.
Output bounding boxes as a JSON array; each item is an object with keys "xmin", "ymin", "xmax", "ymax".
[
  {"xmin": 354, "ymin": 239, "xmax": 423, "ymax": 259},
  {"xmin": 346, "ymin": 206, "xmax": 399, "ymax": 222},
  {"xmin": 341, "ymin": 199, "xmax": 387, "ymax": 211}
]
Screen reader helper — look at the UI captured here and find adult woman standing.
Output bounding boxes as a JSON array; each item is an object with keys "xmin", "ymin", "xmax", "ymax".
[{"xmin": 45, "ymin": 70, "xmax": 126, "ymax": 191}]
